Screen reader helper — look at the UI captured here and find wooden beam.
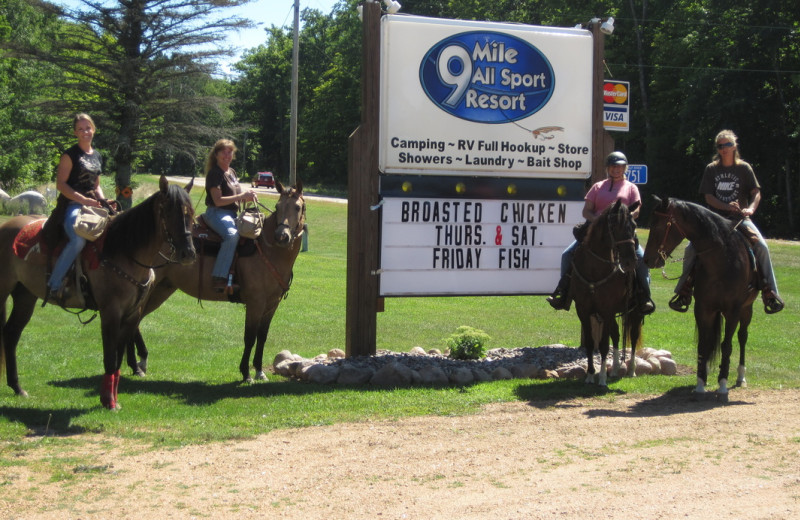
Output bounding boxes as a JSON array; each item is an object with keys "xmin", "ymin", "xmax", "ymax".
[{"xmin": 345, "ymin": 1, "xmax": 381, "ymax": 357}]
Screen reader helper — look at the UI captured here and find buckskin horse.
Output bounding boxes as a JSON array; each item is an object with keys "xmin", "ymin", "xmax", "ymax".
[
  {"xmin": 0, "ymin": 176, "xmax": 196, "ymax": 409},
  {"xmin": 570, "ymin": 199, "xmax": 644, "ymax": 386},
  {"xmin": 643, "ymin": 196, "xmax": 757, "ymax": 401},
  {"xmin": 127, "ymin": 181, "xmax": 305, "ymax": 382}
]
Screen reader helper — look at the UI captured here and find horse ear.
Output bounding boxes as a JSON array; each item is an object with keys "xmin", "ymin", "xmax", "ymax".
[
  {"xmin": 652, "ymin": 194, "xmax": 662, "ymax": 206},
  {"xmin": 275, "ymin": 180, "xmax": 285, "ymax": 194},
  {"xmin": 159, "ymin": 175, "xmax": 169, "ymax": 194},
  {"xmin": 184, "ymin": 175, "xmax": 194, "ymax": 193},
  {"xmin": 629, "ymin": 200, "xmax": 641, "ymax": 213},
  {"xmin": 295, "ymin": 179, "xmax": 303, "ymax": 194}
]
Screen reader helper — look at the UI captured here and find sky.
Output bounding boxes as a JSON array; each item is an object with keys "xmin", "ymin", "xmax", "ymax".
[
  {"xmin": 57, "ymin": 0, "xmax": 342, "ymax": 73},
  {"xmin": 225, "ymin": 0, "xmax": 341, "ymax": 60}
]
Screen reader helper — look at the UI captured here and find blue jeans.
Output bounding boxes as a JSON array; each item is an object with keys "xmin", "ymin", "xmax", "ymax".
[
  {"xmin": 560, "ymin": 239, "xmax": 651, "ymax": 291},
  {"xmin": 675, "ymin": 219, "xmax": 780, "ymax": 296},
  {"xmin": 204, "ymin": 206, "xmax": 239, "ymax": 279},
  {"xmin": 48, "ymin": 202, "xmax": 87, "ymax": 291}
]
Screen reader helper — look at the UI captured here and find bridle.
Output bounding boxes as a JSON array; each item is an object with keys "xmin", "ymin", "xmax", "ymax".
[
  {"xmin": 651, "ymin": 200, "xmax": 689, "ymax": 267},
  {"xmin": 132, "ymin": 197, "xmax": 195, "ymax": 269},
  {"xmin": 273, "ymin": 194, "xmax": 306, "ymax": 246},
  {"xmin": 572, "ymin": 209, "xmax": 637, "ymax": 292},
  {"xmin": 253, "ymin": 193, "xmax": 306, "ymax": 298}
]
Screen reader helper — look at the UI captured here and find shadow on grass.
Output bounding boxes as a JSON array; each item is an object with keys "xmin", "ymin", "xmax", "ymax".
[
  {"xmin": 514, "ymin": 379, "xmax": 755, "ymax": 417},
  {"xmin": 0, "ymin": 406, "xmax": 91, "ymax": 437},
  {"xmin": 49, "ymin": 374, "xmax": 341, "ymax": 406}
]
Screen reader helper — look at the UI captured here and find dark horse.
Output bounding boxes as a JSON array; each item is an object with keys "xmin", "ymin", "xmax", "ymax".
[
  {"xmin": 127, "ymin": 181, "xmax": 305, "ymax": 382},
  {"xmin": 643, "ymin": 196, "xmax": 757, "ymax": 400},
  {"xmin": 570, "ymin": 199, "xmax": 644, "ymax": 386},
  {"xmin": 0, "ymin": 177, "xmax": 196, "ymax": 408}
]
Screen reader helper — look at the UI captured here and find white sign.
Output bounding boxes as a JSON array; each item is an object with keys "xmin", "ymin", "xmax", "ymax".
[
  {"xmin": 379, "ymin": 15, "xmax": 593, "ymax": 178},
  {"xmin": 379, "ymin": 197, "xmax": 584, "ymax": 296}
]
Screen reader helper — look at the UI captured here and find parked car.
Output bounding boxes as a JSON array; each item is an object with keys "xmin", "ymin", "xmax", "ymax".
[{"xmin": 252, "ymin": 171, "xmax": 275, "ymax": 189}]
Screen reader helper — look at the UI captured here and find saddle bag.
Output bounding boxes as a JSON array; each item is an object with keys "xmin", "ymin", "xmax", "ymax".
[
  {"xmin": 73, "ymin": 205, "xmax": 109, "ymax": 242},
  {"xmin": 236, "ymin": 202, "xmax": 263, "ymax": 240}
]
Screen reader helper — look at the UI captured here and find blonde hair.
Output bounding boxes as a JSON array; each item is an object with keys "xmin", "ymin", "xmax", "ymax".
[
  {"xmin": 73, "ymin": 113, "xmax": 96, "ymax": 131},
  {"xmin": 204, "ymin": 139, "xmax": 237, "ymax": 174},
  {"xmin": 713, "ymin": 129, "xmax": 741, "ymax": 164}
]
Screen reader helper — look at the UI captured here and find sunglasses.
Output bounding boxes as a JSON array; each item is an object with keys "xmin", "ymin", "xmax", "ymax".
[{"xmin": 716, "ymin": 142, "xmax": 734, "ymax": 149}]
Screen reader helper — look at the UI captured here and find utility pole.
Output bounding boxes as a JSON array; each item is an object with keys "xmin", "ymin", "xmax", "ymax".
[{"xmin": 290, "ymin": 0, "xmax": 300, "ymax": 185}]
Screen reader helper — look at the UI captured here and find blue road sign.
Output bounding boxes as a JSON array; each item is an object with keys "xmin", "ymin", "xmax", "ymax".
[{"xmin": 626, "ymin": 164, "xmax": 648, "ymax": 184}]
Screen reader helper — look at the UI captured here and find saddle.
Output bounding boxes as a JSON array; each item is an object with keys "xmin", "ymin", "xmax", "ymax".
[
  {"xmin": 192, "ymin": 214, "xmax": 258, "ymax": 302},
  {"xmin": 13, "ymin": 218, "xmax": 102, "ymax": 310}
]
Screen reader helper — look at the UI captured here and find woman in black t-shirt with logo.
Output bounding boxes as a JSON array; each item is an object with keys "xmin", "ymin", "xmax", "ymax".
[{"xmin": 46, "ymin": 113, "xmax": 108, "ymax": 303}]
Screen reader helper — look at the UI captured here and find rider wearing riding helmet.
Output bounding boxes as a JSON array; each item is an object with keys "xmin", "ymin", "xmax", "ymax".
[{"xmin": 546, "ymin": 151, "xmax": 655, "ymax": 315}]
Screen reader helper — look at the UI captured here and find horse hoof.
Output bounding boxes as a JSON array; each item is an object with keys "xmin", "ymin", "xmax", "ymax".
[
  {"xmin": 715, "ymin": 392, "xmax": 729, "ymax": 403},
  {"xmin": 255, "ymin": 371, "xmax": 268, "ymax": 381},
  {"xmin": 17, "ymin": 389, "xmax": 29, "ymax": 398},
  {"xmin": 133, "ymin": 368, "xmax": 146, "ymax": 377},
  {"xmin": 244, "ymin": 376, "xmax": 254, "ymax": 384}
]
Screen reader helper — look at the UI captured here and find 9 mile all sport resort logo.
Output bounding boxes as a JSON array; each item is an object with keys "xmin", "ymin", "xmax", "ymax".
[{"xmin": 419, "ymin": 31, "xmax": 555, "ymax": 124}]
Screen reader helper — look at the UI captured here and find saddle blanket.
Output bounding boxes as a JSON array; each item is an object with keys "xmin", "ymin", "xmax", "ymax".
[{"xmin": 13, "ymin": 218, "xmax": 102, "ymax": 269}]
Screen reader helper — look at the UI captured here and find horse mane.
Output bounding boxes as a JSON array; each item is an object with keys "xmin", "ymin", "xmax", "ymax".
[
  {"xmin": 102, "ymin": 184, "xmax": 189, "ymax": 258},
  {"xmin": 669, "ymin": 198, "xmax": 738, "ymax": 245}
]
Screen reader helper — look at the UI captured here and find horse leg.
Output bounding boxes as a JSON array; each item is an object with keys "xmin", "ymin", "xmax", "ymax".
[
  {"xmin": 2, "ymin": 286, "xmax": 38, "ymax": 397},
  {"xmin": 126, "ymin": 329, "xmax": 148, "ymax": 377},
  {"xmin": 252, "ymin": 313, "xmax": 274, "ymax": 381},
  {"xmin": 585, "ymin": 314, "xmax": 604, "ymax": 385},
  {"xmin": 609, "ymin": 319, "xmax": 621, "ymax": 378},
  {"xmin": 716, "ymin": 316, "xmax": 738, "ymax": 401},
  {"xmin": 100, "ymin": 314, "xmax": 126, "ymax": 410},
  {"xmin": 736, "ymin": 306, "xmax": 753, "ymax": 388},
  {"xmin": 239, "ymin": 317, "xmax": 258, "ymax": 383},
  {"xmin": 597, "ymin": 323, "xmax": 610, "ymax": 388}
]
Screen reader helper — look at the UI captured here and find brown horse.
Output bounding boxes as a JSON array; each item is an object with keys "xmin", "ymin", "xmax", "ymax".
[
  {"xmin": 128, "ymin": 181, "xmax": 305, "ymax": 382},
  {"xmin": 570, "ymin": 199, "xmax": 644, "ymax": 386},
  {"xmin": 0, "ymin": 176, "xmax": 196, "ymax": 408},
  {"xmin": 643, "ymin": 196, "xmax": 757, "ymax": 400}
]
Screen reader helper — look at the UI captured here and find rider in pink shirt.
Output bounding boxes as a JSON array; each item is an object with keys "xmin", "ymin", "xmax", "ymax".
[{"xmin": 546, "ymin": 151, "xmax": 654, "ymax": 315}]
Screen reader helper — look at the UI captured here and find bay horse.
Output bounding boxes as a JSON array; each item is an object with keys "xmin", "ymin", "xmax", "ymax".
[
  {"xmin": 0, "ymin": 176, "xmax": 196, "ymax": 409},
  {"xmin": 570, "ymin": 199, "xmax": 644, "ymax": 387},
  {"xmin": 643, "ymin": 196, "xmax": 757, "ymax": 400},
  {"xmin": 128, "ymin": 181, "xmax": 305, "ymax": 382}
]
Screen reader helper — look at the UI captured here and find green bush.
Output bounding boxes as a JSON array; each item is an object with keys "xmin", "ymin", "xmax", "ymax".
[{"xmin": 445, "ymin": 326, "xmax": 490, "ymax": 360}]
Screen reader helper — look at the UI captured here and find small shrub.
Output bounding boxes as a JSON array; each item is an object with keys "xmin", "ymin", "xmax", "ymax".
[{"xmin": 445, "ymin": 326, "xmax": 490, "ymax": 360}]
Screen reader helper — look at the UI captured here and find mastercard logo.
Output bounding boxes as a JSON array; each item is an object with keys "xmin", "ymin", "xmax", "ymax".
[{"xmin": 603, "ymin": 82, "xmax": 628, "ymax": 104}]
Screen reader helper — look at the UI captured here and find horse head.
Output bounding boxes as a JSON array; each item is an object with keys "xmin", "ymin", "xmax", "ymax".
[
  {"xmin": 594, "ymin": 199, "xmax": 638, "ymax": 273},
  {"xmin": 273, "ymin": 180, "xmax": 306, "ymax": 247},
  {"xmin": 157, "ymin": 175, "xmax": 196, "ymax": 265},
  {"xmin": 643, "ymin": 195, "xmax": 686, "ymax": 268}
]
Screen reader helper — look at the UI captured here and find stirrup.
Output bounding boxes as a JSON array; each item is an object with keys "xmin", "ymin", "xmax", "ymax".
[
  {"xmin": 763, "ymin": 291, "xmax": 784, "ymax": 314},
  {"xmin": 546, "ymin": 289, "xmax": 571, "ymax": 311},
  {"xmin": 668, "ymin": 293, "xmax": 691, "ymax": 313},
  {"xmin": 639, "ymin": 298, "xmax": 656, "ymax": 316}
]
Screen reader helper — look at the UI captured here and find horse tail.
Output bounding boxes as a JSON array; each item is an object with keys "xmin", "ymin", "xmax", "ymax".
[
  {"xmin": 695, "ymin": 313, "xmax": 723, "ymax": 364},
  {"xmin": 622, "ymin": 312, "xmax": 643, "ymax": 361}
]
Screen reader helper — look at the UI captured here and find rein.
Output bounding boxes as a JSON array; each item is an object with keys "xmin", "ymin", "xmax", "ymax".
[{"xmin": 572, "ymin": 212, "xmax": 635, "ymax": 293}]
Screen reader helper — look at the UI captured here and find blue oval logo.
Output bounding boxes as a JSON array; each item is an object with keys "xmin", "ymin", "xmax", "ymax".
[{"xmin": 419, "ymin": 31, "xmax": 555, "ymax": 124}]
